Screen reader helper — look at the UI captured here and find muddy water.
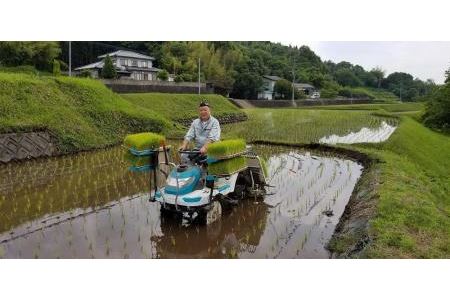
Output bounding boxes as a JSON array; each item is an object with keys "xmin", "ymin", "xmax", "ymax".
[
  {"xmin": 319, "ymin": 120, "xmax": 397, "ymax": 144},
  {"xmin": 0, "ymin": 145, "xmax": 362, "ymax": 258}
]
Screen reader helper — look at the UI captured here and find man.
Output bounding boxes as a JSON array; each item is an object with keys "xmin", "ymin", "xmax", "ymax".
[{"xmin": 179, "ymin": 100, "xmax": 221, "ymax": 156}]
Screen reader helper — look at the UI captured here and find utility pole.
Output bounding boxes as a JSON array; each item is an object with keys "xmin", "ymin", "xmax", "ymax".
[
  {"xmin": 198, "ymin": 57, "xmax": 201, "ymax": 95},
  {"xmin": 291, "ymin": 70, "xmax": 295, "ymax": 101},
  {"xmin": 69, "ymin": 41, "xmax": 72, "ymax": 77}
]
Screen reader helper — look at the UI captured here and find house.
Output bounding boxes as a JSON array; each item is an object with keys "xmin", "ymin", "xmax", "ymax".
[
  {"xmin": 257, "ymin": 75, "xmax": 283, "ymax": 100},
  {"xmin": 74, "ymin": 50, "xmax": 162, "ymax": 80},
  {"xmin": 293, "ymin": 83, "xmax": 317, "ymax": 97}
]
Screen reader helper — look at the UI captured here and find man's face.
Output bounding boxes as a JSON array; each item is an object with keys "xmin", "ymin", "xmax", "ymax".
[{"xmin": 198, "ymin": 106, "xmax": 210, "ymax": 121}]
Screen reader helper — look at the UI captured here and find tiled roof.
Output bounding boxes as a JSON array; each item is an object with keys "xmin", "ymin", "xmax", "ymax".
[{"xmin": 98, "ymin": 50, "xmax": 155, "ymax": 60}]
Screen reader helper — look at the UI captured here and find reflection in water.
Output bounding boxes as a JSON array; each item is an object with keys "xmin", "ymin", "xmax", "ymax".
[
  {"xmin": 319, "ymin": 121, "xmax": 397, "ymax": 144},
  {"xmin": 0, "ymin": 145, "xmax": 362, "ymax": 258}
]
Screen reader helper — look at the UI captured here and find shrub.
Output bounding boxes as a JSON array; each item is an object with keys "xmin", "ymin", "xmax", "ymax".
[
  {"xmin": 101, "ymin": 55, "xmax": 117, "ymax": 79},
  {"xmin": 157, "ymin": 70, "xmax": 169, "ymax": 81},
  {"xmin": 181, "ymin": 73, "xmax": 193, "ymax": 82},
  {"xmin": 422, "ymin": 83, "xmax": 450, "ymax": 131},
  {"xmin": 320, "ymin": 80, "xmax": 341, "ymax": 99},
  {"xmin": 338, "ymin": 87, "xmax": 375, "ymax": 99},
  {"xmin": 320, "ymin": 88, "xmax": 339, "ymax": 99},
  {"xmin": 274, "ymin": 79, "xmax": 303, "ymax": 100},
  {"xmin": 78, "ymin": 70, "xmax": 92, "ymax": 78}
]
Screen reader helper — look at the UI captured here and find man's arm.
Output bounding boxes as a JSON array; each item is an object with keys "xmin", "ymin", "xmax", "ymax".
[{"xmin": 180, "ymin": 121, "xmax": 196, "ymax": 150}]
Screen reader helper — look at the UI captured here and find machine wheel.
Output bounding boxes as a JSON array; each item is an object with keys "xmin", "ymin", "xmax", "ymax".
[{"xmin": 160, "ymin": 206, "xmax": 182, "ymax": 224}]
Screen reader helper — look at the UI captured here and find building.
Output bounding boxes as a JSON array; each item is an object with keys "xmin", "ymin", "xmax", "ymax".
[
  {"xmin": 293, "ymin": 83, "xmax": 317, "ymax": 97},
  {"xmin": 257, "ymin": 75, "xmax": 283, "ymax": 100},
  {"xmin": 74, "ymin": 50, "xmax": 162, "ymax": 80}
]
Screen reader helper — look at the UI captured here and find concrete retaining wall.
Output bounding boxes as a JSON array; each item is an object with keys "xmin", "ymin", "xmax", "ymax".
[{"xmin": 0, "ymin": 132, "xmax": 56, "ymax": 163}]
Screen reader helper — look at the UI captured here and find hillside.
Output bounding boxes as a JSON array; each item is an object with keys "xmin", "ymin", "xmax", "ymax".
[
  {"xmin": 0, "ymin": 72, "xmax": 171, "ymax": 153},
  {"xmin": 121, "ymin": 92, "xmax": 243, "ymax": 121}
]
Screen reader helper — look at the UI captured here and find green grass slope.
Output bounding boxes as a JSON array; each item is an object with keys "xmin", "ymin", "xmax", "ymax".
[
  {"xmin": 0, "ymin": 73, "xmax": 171, "ymax": 153},
  {"xmin": 122, "ymin": 93, "xmax": 242, "ymax": 121},
  {"xmin": 362, "ymin": 117, "xmax": 450, "ymax": 257}
]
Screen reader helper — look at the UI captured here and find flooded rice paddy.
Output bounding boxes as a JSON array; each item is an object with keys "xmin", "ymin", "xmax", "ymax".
[
  {"xmin": 0, "ymin": 144, "xmax": 362, "ymax": 258},
  {"xmin": 319, "ymin": 121, "xmax": 397, "ymax": 144}
]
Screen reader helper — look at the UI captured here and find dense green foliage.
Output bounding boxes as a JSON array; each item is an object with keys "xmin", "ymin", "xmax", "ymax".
[
  {"xmin": 157, "ymin": 69, "xmax": 169, "ymax": 81},
  {"xmin": 101, "ymin": 55, "xmax": 117, "ymax": 79},
  {"xmin": 422, "ymin": 82, "xmax": 450, "ymax": 131},
  {"xmin": 0, "ymin": 42, "xmax": 61, "ymax": 72},
  {"xmin": 0, "ymin": 72, "xmax": 170, "ymax": 153},
  {"xmin": 55, "ymin": 41, "xmax": 436, "ymax": 101},
  {"xmin": 274, "ymin": 79, "xmax": 304, "ymax": 99}
]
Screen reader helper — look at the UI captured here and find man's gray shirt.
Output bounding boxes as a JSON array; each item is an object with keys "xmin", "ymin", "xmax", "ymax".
[{"xmin": 184, "ymin": 116, "xmax": 221, "ymax": 148}]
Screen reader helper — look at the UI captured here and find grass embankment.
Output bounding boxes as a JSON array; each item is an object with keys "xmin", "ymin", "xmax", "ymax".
[
  {"xmin": 358, "ymin": 87, "xmax": 400, "ymax": 103},
  {"xmin": 0, "ymin": 72, "xmax": 171, "ymax": 153},
  {"xmin": 121, "ymin": 93, "xmax": 242, "ymax": 121},
  {"xmin": 225, "ymin": 106, "xmax": 449, "ymax": 258},
  {"xmin": 353, "ymin": 118, "xmax": 449, "ymax": 257}
]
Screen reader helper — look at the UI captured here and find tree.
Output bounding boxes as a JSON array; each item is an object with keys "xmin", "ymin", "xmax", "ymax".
[
  {"xmin": 157, "ymin": 70, "xmax": 169, "ymax": 81},
  {"xmin": 335, "ymin": 69, "xmax": 362, "ymax": 87},
  {"xmin": 274, "ymin": 79, "xmax": 303, "ymax": 100},
  {"xmin": 307, "ymin": 70, "xmax": 326, "ymax": 89},
  {"xmin": 230, "ymin": 58, "xmax": 263, "ymax": 99},
  {"xmin": 423, "ymin": 83, "xmax": 450, "ymax": 131},
  {"xmin": 370, "ymin": 67, "xmax": 385, "ymax": 88},
  {"xmin": 383, "ymin": 72, "xmax": 417, "ymax": 101},
  {"xmin": 0, "ymin": 41, "xmax": 61, "ymax": 71},
  {"xmin": 101, "ymin": 55, "xmax": 117, "ymax": 79}
]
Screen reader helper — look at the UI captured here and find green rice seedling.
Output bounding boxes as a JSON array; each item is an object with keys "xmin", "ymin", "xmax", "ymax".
[
  {"xmin": 208, "ymin": 156, "xmax": 247, "ymax": 176},
  {"xmin": 260, "ymin": 158, "xmax": 269, "ymax": 178},
  {"xmin": 123, "ymin": 132, "xmax": 166, "ymax": 151},
  {"xmin": 207, "ymin": 139, "xmax": 246, "ymax": 159}
]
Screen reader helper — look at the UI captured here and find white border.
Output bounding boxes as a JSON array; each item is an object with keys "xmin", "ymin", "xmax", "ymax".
[{"xmin": 1, "ymin": 0, "xmax": 449, "ymax": 299}]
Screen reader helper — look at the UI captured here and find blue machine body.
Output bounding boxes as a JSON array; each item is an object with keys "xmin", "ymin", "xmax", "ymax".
[{"xmin": 164, "ymin": 166, "xmax": 202, "ymax": 195}]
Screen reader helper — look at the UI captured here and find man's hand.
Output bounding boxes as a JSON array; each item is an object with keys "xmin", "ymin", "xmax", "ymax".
[
  {"xmin": 200, "ymin": 145, "xmax": 207, "ymax": 155},
  {"xmin": 179, "ymin": 140, "xmax": 188, "ymax": 152}
]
